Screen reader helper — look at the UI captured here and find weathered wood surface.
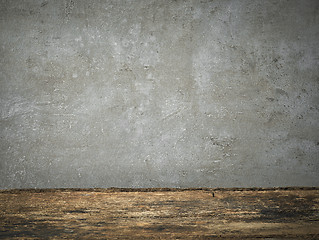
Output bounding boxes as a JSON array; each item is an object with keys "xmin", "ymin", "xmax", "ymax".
[{"xmin": 0, "ymin": 188, "xmax": 318, "ymax": 239}]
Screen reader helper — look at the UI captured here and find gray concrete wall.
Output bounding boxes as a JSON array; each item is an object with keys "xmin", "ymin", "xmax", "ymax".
[{"xmin": 0, "ymin": 0, "xmax": 318, "ymax": 189}]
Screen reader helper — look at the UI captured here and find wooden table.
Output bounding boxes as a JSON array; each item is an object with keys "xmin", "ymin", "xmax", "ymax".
[{"xmin": 1, "ymin": 188, "xmax": 318, "ymax": 239}]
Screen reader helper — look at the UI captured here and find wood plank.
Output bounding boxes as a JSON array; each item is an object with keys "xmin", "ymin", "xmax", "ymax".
[{"xmin": 0, "ymin": 188, "xmax": 318, "ymax": 239}]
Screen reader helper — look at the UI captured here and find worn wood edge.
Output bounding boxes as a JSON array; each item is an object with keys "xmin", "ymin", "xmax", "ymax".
[{"xmin": 0, "ymin": 186, "xmax": 318, "ymax": 194}]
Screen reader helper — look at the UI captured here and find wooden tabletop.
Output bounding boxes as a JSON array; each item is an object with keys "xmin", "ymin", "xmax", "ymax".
[{"xmin": 0, "ymin": 187, "xmax": 318, "ymax": 239}]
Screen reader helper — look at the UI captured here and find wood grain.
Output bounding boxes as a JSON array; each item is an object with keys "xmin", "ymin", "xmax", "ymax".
[{"xmin": 0, "ymin": 188, "xmax": 318, "ymax": 239}]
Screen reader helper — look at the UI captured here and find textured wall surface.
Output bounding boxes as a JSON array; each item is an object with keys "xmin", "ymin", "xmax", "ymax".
[{"xmin": 0, "ymin": 0, "xmax": 318, "ymax": 189}]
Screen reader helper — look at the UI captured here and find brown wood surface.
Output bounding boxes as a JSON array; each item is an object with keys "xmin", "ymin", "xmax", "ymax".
[{"xmin": 0, "ymin": 188, "xmax": 318, "ymax": 239}]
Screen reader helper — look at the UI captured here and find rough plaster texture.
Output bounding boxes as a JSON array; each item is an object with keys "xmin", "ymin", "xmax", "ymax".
[{"xmin": 0, "ymin": 0, "xmax": 318, "ymax": 189}]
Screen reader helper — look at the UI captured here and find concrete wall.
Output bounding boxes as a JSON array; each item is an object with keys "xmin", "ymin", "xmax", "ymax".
[{"xmin": 0, "ymin": 0, "xmax": 318, "ymax": 189}]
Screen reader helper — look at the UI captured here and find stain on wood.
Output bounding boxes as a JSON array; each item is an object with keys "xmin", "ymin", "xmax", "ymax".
[{"xmin": 0, "ymin": 187, "xmax": 318, "ymax": 239}]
